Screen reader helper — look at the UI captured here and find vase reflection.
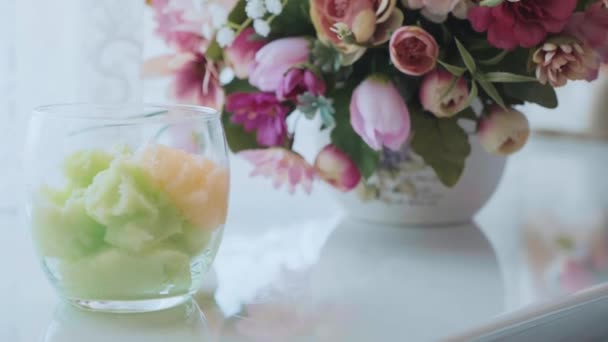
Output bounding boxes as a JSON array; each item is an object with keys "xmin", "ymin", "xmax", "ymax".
[
  {"xmin": 42, "ymin": 300, "xmax": 211, "ymax": 342},
  {"xmin": 197, "ymin": 217, "xmax": 504, "ymax": 341}
]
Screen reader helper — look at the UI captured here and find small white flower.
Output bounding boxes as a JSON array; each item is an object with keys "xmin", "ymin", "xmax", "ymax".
[
  {"xmin": 209, "ymin": 4, "xmax": 229, "ymax": 29},
  {"xmin": 253, "ymin": 19, "xmax": 271, "ymax": 37},
  {"xmin": 201, "ymin": 22, "xmax": 214, "ymax": 40},
  {"xmin": 216, "ymin": 26, "xmax": 236, "ymax": 47},
  {"xmin": 264, "ymin": 0, "xmax": 283, "ymax": 15},
  {"xmin": 245, "ymin": 0, "xmax": 266, "ymax": 19}
]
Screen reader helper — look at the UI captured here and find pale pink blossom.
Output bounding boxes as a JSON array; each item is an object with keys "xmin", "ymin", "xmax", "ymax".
[
  {"xmin": 402, "ymin": 0, "xmax": 474, "ymax": 23},
  {"xmin": 350, "ymin": 76, "xmax": 411, "ymax": 151},
  {"xmin": 532, "ymin": 38, "xmax": 600, "ymax": 88},
  {"xmin": 240, "ymin": 149, "xmax": 318, "ymax": 194}
]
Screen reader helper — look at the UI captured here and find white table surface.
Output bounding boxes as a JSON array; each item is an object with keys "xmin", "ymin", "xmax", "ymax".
[{"xmin": 2, "ymin": 135, "xmax": 608, "ymax": 342}]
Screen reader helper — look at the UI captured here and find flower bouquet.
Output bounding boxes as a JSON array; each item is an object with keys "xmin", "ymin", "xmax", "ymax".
[{"xmin": 148, "ymin": 0, "xmax": 608, "ymax": 197}]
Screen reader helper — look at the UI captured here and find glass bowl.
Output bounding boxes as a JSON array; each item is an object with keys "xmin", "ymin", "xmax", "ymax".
[{"xmin": 24, "ymin": 103, "xmax": 229, "ymax": 313}]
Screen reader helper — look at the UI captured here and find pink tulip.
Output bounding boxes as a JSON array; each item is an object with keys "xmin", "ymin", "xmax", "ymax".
[
  {"xmin": 224, "ymin": 28, "xmax": 267, "ymax": 79},
  {"xmin": 389, "ymin": 26, "xmax": 439, "ymax": 76},
  {"xmin": 419, "ymin": 69, "xmax": 469, "ymax": 118},
  {"xmin": 478, "ymin": 106, "xmax": 530, "ymax": 156},
  {"xmin": 276, "ymin": 68, "xmax": 327, "ymax": 102},
  {"xmin": 249, "ymin": 38, "xmax": 311, "ymax": 92},
  {"xmin": 350, "ymin": 76, "xmax": 411, "ymax": 151},
  {"xmin": 151, "ymin": 0, "xmax": 205, "ymax": 52},
  {"xmin": 315, "ymin": 145, "xmax": 362, "ymax": 192}
]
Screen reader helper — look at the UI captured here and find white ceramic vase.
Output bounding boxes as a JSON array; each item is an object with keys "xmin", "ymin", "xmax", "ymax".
[{"xmin": 332, "ymin": 137, "xmax": 507, "ymax": 226}]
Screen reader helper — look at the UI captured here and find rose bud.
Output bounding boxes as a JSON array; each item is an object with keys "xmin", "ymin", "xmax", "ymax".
[
  {"xmin": 315, "ymin": 145, "xmax": 362, "ymax": 192},
  {"xmin": 478, "ymin": 106, "xmax": 530, "ymax": 156},
  {"xmin": 350, "ymin": 75, "xmax": 411, "ymax": 151},
  {"xmin": 276, "ymin": 68, "xmax": 327, "ymax": 102},
  {"xmin": 389, "ymin": 26, "xmax": 439, "ymax": 76},
  {"xmin": 419, "ymin": 69, "xmax": 470, "ymax": 118}
]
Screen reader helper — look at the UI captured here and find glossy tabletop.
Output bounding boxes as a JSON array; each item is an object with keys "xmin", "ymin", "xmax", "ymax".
[{"xmin": 2, "ymin": 136, "xmax": 608, "ymax": 341}]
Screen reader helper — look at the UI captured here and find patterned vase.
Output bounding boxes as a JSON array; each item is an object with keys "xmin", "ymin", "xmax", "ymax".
[{"xmin": 333, "ymin": 137, "xmax": 507, "ymax": 226}]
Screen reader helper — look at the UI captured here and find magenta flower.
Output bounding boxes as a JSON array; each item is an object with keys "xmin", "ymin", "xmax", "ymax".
[
  {"xmin": 249, "ymin": 38, "xmax": 311, "ymax": 92},
  {"xmin": 239, "ymin": 149, "xmax": 317, "ymax": 194},
  {"xmin": 226, "ymin": 92, "xmax": 290, "ymax": 147},
  {"xmin": 151, "ymin": 0, "xmax": 205, "ymax": 52},
  {"xmin": 315, "ymin": 145, "xmax": 362, "ymax": 192},
  {"xmin": 350, "ymin": 76, "xmax": 411, "ymax": 151},
  {"xmin": 567, "ymin": 2, "xmax": 608, "ymax": 63},
  {"xmin": 468, "ymin": 0, "xmax": 578, "ymax": 49},
  {"xmin": 172, "ymin": 53, "xmax": 224, "ymax": 109},
  {"xmin": 224, "ymin": 28, "xmax": 267, "ymax": 79},
  {"xmin": 276, "ymin": 68, "xmax": 327, "ymax": 102},
  {"xmin": 419, "ymin": 69, "xmax": 469, "ymax": 118}
]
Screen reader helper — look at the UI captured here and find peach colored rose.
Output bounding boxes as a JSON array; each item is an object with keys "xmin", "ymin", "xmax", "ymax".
[{"xmin": 389, "ymin": 26, "xmax": 439, "ymax": 76}]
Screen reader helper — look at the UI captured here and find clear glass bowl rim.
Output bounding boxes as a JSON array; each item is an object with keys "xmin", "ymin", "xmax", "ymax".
[{"xmin": 32, "ymin": 103, "xmax": 220, "ymax": 125}]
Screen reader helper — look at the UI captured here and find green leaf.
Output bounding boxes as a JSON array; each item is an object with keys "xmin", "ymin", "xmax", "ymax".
[
  {"xmin": 312, "ymin": 40, "xmax": 343, "ymax": 73},
  {"xmin": 503, "ymin": 82, "xmax": 558, "ymax": 109},
  {"xmin": 296, "ymin": 93, "xmax": 336, "ymax": 130},
  {"xmin": 221, "ymin": 110, "xmax": 259, "ymax": 153},
  {"xmin": 482, "ymin": 72, "xmax": 538, "ymax": 83},
  {"xmin": 269, "ymin": 1, "xmax": 315, "ymax": 38},
  {"xmin": 206, "ymin": 40, "xmax": 223, "ymax": 62},
  {"xmin": 456, "ymin": 107, "xmax": 478, "ymax": 121},
  {"xmin": 477, "ymin": 79, "xmax": 506, "ymax": 108},
  {"xmin": 479, "ymin": 0, "xmax": 504, "ymax": 6},
  {"xmin": 330, "ymin": 85, "xmax": 380, "ymax": 179},
  {"xmin": 455, "ymin": 38, "xmax": 476, "ymax": 74},
  {"xmin": 228, "ymin": 0, "xmax": 247, "ymax": 23},
  {"xmin": 479, "ymin": 50, "xmax": 509, "ymax": 66},
  {"xmin": 223, "ymin": 78, "xmax": 258, "ymax": 94},
  {"xmin": 440, "ymin": 76, "xmax": 459, "ymax": 101},
  {"xmin": 437, "ymin": 60, "xmax": 466, "ymax": 76},
  {"xmin": 410, "ymin": 108, "xmax": 471, "ymax": 188},
  {"xmin": 458, "ymin": 81, "xmax": 478, "ymax": 114}
]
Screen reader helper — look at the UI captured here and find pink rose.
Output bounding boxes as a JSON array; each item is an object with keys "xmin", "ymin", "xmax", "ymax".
[
  {"xmin": 567, "ymin": 2, "xmax": 608, "ymax": 63},
  {"xmin": 310, "ymin": 0, "xmax": 377, "ymax": 46},
  {"xmin": 249, "ymin": 38, "xmax": 311, "ymax": 92},
  {"xmin": 226, "ymin": 92, "xmax": 289, "ymax": 147},
  {"xmin": 276, "ymin": 69, "xmax": 327, "ymax": 102},
  {"xmin": 419, "ymin": 69, "xmax": 469, "ymax": 118},
  {"xmin": 389, "ymin": 26, "xmax": 439, "ymax": 76},
  {"xmin": 224, "ymin": 28, "xmax": 267, "ymax": 79},
  {"xmin": 315, "ymin": 145, "xmax": 362, "ymax": 192},
  {"xmin": 468, "ymin": 0, "xmax": 578, "ymax": 49},
  {"xmin": 350, "ymin": 76, "xmax": 411, "ymax": 151},
  {"xmin": 172, "ymin": 53, "xmax": 224, "ymax": 109},
  {"xmin": 478, "ymin": 106, "xmax": 530, "ymax": 156}
]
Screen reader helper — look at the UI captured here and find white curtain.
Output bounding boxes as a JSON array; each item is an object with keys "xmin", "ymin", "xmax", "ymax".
[{"xmin": 0, "ymin": 0, "xmax": 146, "ymax": 209}]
